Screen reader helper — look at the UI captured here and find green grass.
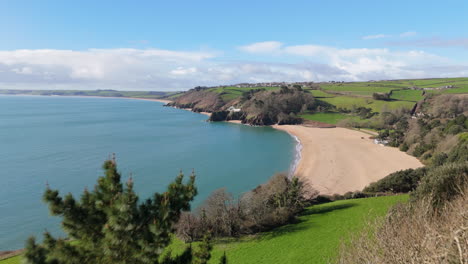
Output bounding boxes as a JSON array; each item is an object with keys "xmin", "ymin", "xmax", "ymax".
[
  {"xmin": 1, "ymin": 196, "xmax": 407, "ymax": 264},
  {"xmin": 390, "ymin": 89, "xmax": 425, "ymax": 102},
  {"xmin": 206, "ymin": 195, "xmax": 407, "ymax": 264},
  {"xmin": 208, "ymin": 86, "xmax": 280, "ymax": 102},
  {"xmin": 319, "ymin": 83, "xmax": 402, "ymax": 97},
  {"xmin": 306, "ymin": 89, "xmax": 335, "ymax": 98},
  {"xmin": 428, "ymin": 86, "xmax": 468, "ymax": 94},
  {"xmin": 320, "ymin": 96, "xmax": 416, "ymax": 112},
  {"xmin": 0, "ymin": 256, "xmax": 21, "ymax": 264},
  {"xmin": 301, "ymin": 112, "xmax": 360, "ymax": 125}
]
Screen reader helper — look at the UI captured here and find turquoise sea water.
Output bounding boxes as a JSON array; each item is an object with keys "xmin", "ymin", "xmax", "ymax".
[{"xmin": 0, "ymin": 95, "xmax": 295, "ymax": 250}]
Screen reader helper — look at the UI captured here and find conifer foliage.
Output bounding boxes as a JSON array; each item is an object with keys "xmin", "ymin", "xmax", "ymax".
[{"xmin": 24, "ymin": 158, "xmax": 204, "ymax": 264}]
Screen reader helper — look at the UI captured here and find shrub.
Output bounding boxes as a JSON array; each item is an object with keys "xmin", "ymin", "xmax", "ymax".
[
  {"xmin": 447, "ymin": 124, "xmax": 463, "ymax": 134},
  {"xmin": 363, "ymin": 168, "xmax": 427, "ymax": 193},
  {"xmin": 399, "ymin": 143, "xmax": 409, "ymax": 152},
  {"xmin": 431, "ymin": 152, "xmax": 448, "ymax": 166},
  {"xmin": 372, "ymin": 92, "xmax": 391, "ymax": 101},
  {"xmin": 447, "ymin": 139, "xmax": 468, "ymax": 162},
  {"xmin": 412, "ymin": 143, "xmax": 433, "ymax": 157},
  {"xmin": 411, "ymin": 161, "xmax": 468, "ymax": 209},
  {"xmin": 176, "ymin": 174, "xmax": 315, "ymax": 241},
  {"xmin": 337, "ymin": 185, "xmax": 468, "ymax": 264}
]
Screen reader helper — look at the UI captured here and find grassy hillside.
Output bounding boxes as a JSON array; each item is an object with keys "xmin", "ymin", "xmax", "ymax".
[
  {"xmin": 207, "ymin": 86, "xmax": 279, "ymax": 101},
  {"xmin": 0, "ymin": 256, "xmax": 20, "ymax": 264},
  {"xmin": 0, "ymin": 195, "xmax": 407, "ymax": 264},
  {"xmin": 300, "ymin": 112, "xmax": 358, "ymax": 124}
]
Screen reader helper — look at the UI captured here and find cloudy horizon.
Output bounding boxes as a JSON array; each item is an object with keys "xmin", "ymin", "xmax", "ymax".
[{"xmin": 1, "ymin": 1, "xmax": 467, "ymax": 91}]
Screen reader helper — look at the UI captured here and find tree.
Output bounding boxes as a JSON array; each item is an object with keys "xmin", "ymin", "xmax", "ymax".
[
  {"xmin": 372, "ymin": 92, "xmax": 390, "ymax": 101},
  {"xmin": 24, "ymin": 158, "xmax": 205, "ymax": 264},
  {"xmin": 219, "ymin": 252, "xmax": 227, "ymax": 264},
  {"xmin": 192, "ymin": 234, "xmax": 212, "ymax": 264}
]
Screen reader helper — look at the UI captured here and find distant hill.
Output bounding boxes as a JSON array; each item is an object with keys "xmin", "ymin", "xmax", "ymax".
[
  {"xmin": 0, "ymin": 89, "xmax": 175, "ymax": 99},
  {"xmin": 167, "ymin": 77, "xmax": 468, "ymax": 125}
]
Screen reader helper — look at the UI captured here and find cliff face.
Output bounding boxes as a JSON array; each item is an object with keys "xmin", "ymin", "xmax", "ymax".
[
  {"xmin": 170, "ymin": 87, "xmax": 316, "ymax": 125},
  {"xmin": 168, "ymin": 89, "xmax": 225, "ymax": 112}
]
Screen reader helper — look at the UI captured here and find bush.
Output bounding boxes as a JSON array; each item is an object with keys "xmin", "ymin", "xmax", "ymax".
[
  {"xmin": 447, "ymin": 139, "xmax": 468, "ymax": 162},
  {"xmin": 399, "ymin": 142, "xmax": 409, "ymax": 152},
  {"xmin": 337, "ymin": 185, "xmax": 468, "ymax": 264},
  {"xmin": 372, "ymin": 92, "xmax": 391, "ymax": 101},
  {"xmin": 431, "ymin": 152, "xmax": 448, "ymax": 166},
  {"xmin": 363, "ymin": 168, "xmax": 427, "ymax": 193},
  {"xmin": 411, "ymin": 161, "xmax": 468, "ymax": 209},
  {"xmin": 412, "ymin": 143, "xmax": 433, "ymax": 157},
  {"xmin": 447, "ymin": 124, "xmax": 463, "ymax": 134},
  {"xmin": 176, "ymin": 174, "xmax": 316, "ymax": 241}
]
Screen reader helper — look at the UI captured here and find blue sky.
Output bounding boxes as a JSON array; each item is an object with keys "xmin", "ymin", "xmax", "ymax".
[{"xmin": 1, "ymin": 0, "xmax": 468, "ymax": 90}]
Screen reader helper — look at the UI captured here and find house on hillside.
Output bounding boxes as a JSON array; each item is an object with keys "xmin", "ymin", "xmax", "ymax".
[{"xmin": 227, "ymin": 106, "xmax": 241, "ymax": 112}]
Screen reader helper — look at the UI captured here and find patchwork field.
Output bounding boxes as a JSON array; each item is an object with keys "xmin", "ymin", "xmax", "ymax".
[
  {"xmin": 208, "ymin": 86, "xmax": 280, "ymax": 101},
  {"xmin": 300, "ymin": 112, "xmax": 358, "ymax": 124}
]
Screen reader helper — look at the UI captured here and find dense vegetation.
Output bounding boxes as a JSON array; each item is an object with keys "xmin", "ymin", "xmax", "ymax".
[
  {"xmin": 161, "ymin": 195, "xmax": 406, "ymax": 264},
  {"xmin": 338, "ymin": 161, "xmax": 468, "ymax": 263},
  {"xmin": 22, "ymin": 159, "xmax": 221, "ymax": 264},
  {"xmin": 167, "ymin": 77, "xmax": 468, "ymax": 127},
  {"xmin": 176, "ymin": 174, "xmax": 313, "ymax": 241},
  {"xmin": 1, "ymin": 196, "xmax": 405, "ymax": 264},
  {"xmin": 339, "ymin": 94, "xmax": 468, "ymax": 263},
  {"xmin": 363, "ymin": 167, "xmax": 428, "ymax": 193}
]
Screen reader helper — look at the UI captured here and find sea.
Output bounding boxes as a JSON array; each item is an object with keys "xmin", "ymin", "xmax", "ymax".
[{"xmin": 0, "ymin": 95, "xmax": 296, "ymax": 250}]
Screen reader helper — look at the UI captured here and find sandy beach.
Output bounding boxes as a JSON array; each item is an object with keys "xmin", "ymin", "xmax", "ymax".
[{"xmin": 273, "ymin": 125, "xmax": 423, "ymax": 195}]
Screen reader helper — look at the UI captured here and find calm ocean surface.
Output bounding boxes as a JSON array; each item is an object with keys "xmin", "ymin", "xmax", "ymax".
[{"xmin": 0, "ymin": 95, "xmax": 295, "ymax": 250}]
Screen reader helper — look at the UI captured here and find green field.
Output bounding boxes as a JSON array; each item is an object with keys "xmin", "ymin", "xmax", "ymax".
[
  {"xmin": 306, "ymin": 89, "xmax": 335, "ymax": 98},
  {"xmin": 320, "ymin": 83, "xmax": 399, "ymax": 95},
  {"xmin": 320, "ymin": 96, "xmax": 416, "ymax": 112},
  {"xmin": 316, "ymin": 78, "xmax": 468, "ymax": 98},
  {"xmin": 301, "ymin": 112, "xmax": 360, "ymax": 124},
  {"xmin": 389, "ymin": 89, "xmax": 425, "ymax": 102},
  {"xmin": 427, "ymin": 86, "xmax": 468, "ymax": 94},
  {"xmin": 0, "ymin": 196, "xmax": 407, "ymax": 264},
  {"xmin": 208, "ymin": 86, "xmax": 280, "ymax": 101},
  {"xmin": 207, "ymin": 195, "xmax": 407, "ymax": 264},
  {"xmin": 0, "ymin": 256, "xmax": 20, "ymax": 264}
]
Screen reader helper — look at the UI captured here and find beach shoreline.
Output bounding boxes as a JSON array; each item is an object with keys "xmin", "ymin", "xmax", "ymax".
[{"xmin": 273, "ymin": 125, "xmax": 424, "ymax": 195}]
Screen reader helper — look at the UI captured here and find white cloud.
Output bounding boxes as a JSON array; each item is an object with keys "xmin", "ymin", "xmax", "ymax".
[
  {"xmin": 0, "ymin": 48, "xmax": 217, "ymax": 90},
  {"xmin": 237, "ymin": 42, "xmax": 465, "ymax": 82},
  {"xmin": 387, "ymin": 37, "xmax": 468, "ymax": 48},
  {"xmin": 363, "ymin": 32, "xmax": 417, "ymax": 40},
  {"xmin": 237, "ymin": 41, "xmax": 283, "ymax": 54},
  {"xmin": 362, "ymin": 34, "xmax": 390, "ymax": 40},
  {"xmin": 400, "ymin": 31, "xmax": 417, "ymax": 37},
  {"xmin": 0, "ymin": 43, "xmax": 467, "ymax": 91}
]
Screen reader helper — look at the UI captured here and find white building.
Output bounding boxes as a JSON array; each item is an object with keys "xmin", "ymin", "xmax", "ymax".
[{"xmin": 227, "ymin": 106, "xmax": 241, "ymax": 112}]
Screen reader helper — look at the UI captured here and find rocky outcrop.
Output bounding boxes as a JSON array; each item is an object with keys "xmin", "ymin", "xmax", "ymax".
[
  {"xmin": 168, "ymin": 89, "xmax": 225, "ymax": 112},
  {"xmin": 171, "ymin": 86, "xmax": 317, "ymax": 126}
]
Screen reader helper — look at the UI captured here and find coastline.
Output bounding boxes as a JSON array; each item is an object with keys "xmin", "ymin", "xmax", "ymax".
[
  {"xmin": 273, "ymin": 125, "xmax": 424, "ymax": 195},
  {"xmin": 7, "ymin": 94, "xmax": 423, "ymax": 195},
  {"xmin": 75, "ymin": 96, "xmax": 423, "ymax": 195}
]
